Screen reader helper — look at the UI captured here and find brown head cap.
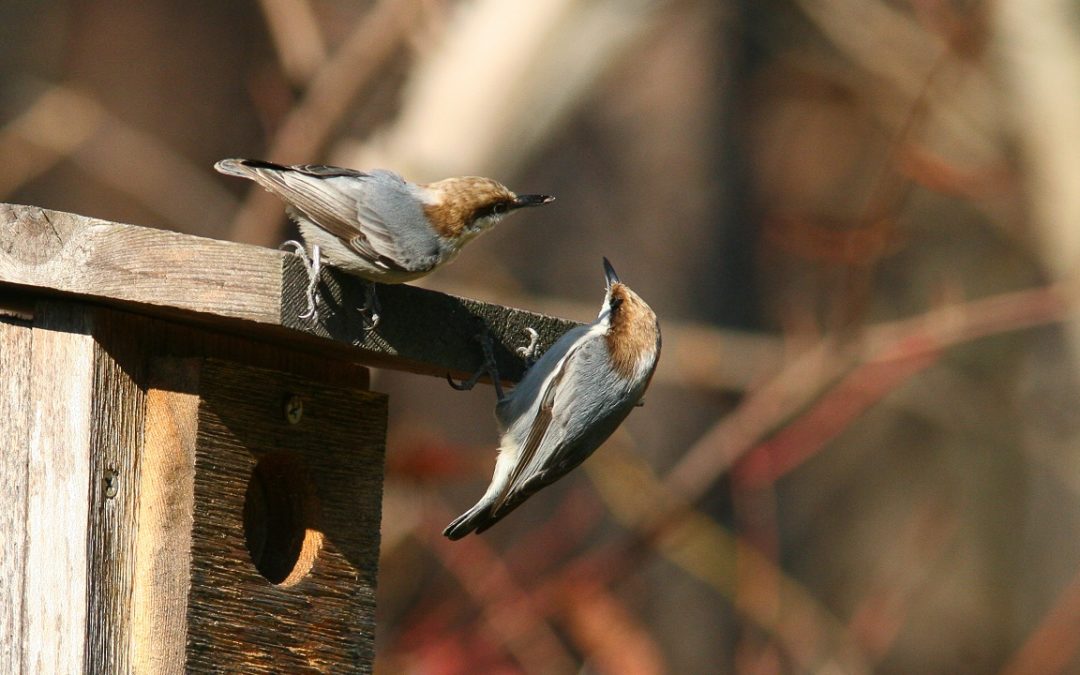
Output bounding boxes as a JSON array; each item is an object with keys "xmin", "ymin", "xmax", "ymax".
[
  {"xmin": 422, "ymin": 176, "xmax": 553, "ymax": 239},
  {"xmin": 602, "ymin": 259, "xmax": 660, "ymax": 380}
]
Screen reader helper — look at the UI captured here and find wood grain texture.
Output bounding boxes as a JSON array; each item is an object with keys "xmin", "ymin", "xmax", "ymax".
[
  {"xmin": 0, "ymin": 318, "xmax": 31, "ymax": 673},
  {"xmin": 0, "ymin": 202, "xmax": 578, "ymax": 384},
  {"xmin": 185, "ymin": 359, "xmax": 387, "ymax": 673},
  {"xmin": 127, "ymin": 310, "xmax": 371, "ymax": 391},
  {"xmin": 20, "ymin": 305, "xmax": 383, "ymax": 671},
  {"xmin": 22, "ymin": 303, "xmax": 94, "ymax": 673},
  {"xmin": 0, "ymin": 203, "xmax": 281, "ymax": 323},
  {"xmin": 133, "ymin": 361, "xmax": 200, "ymax": 675},
  {"xmin": 84, "ymin": 311, "xmax": 149, "ymax": 674},
  {"xmin": 81, "ymin": 308, "xmax": 378, "ymax": 671},
  {"xmin": 3, "ymin": 297, "xmax": 385, "ymax": 671}
]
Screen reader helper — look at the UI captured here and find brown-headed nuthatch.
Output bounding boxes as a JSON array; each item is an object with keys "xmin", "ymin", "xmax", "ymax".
[
  {"xmin": 215, "ymin": 158, "xmax": 553, "ymax": 324},
  {"xmin": 444, "ymin": 258, "xmax": 661, "ymax": 539}
]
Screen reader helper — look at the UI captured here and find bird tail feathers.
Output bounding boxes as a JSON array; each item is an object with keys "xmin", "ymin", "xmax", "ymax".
[
  {"xmin": 213, "ymin": 158, "xmax": 288, "ymax": 178},
  {"xmin": 442, "ymin": 499, "xmax": 496, "ymax": 540}
]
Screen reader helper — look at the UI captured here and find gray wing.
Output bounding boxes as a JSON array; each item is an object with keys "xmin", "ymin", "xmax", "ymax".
[
  {"xmin": 488, "ymin": 331, "xmax": 637, "ymax": 518},
  {"xmin": 245, "ymin": 163, "xmax": 442, "ymax": 273},
  {"xmin": 494, "ymin": 324, "xmax": 591, "ymax": 432}
]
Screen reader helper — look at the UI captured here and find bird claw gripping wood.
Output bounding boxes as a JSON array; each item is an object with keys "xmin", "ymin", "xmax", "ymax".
[
  {"xmin": 447, "ymin": 327, "xmax": 504, "ymax": 401},
  {"xmin": 357, "ymin": 282, "xmax": 381, "ymax": 331},
  {"xmin": 515, "ymin": 327, "xmax": 540, "ymax": 366},
  {"xmin": 441, "ymin": 258, "xmax": 662, "ymax": 539},
  {"xmin": 280, "ymin": 240, "xmax": 321, "ymax": 321}
]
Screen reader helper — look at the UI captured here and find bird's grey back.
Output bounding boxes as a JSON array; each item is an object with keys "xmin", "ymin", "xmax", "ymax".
[
  {"xmin": 505, "ymin": 327, "xmax": 646, "ymax": 489},
  {"xmin": 221, "ymin": 161, "xmax": 446, "ymax": 273},
  {"xmin": 338, "ymin": 169, "xmax": 424, "ymax": 225},
  {"xmin": 305, "ymin": 169, "xmax": 445, "ymax": 271}
]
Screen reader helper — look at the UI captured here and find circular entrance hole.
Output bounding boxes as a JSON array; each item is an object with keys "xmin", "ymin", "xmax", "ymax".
[{"xmin": 243, "ymin": 453, "xmax": 322, "ymax": 586}]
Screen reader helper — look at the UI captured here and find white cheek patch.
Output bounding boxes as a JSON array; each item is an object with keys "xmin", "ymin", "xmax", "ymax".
[
  {"xmin": 417, "ymin": 186, "xmax": 444, "ymax": 207},
  {"xmin": 461, "ymin": 215, "xmax": 501, "ymax": 239},
  {"xmin": 597, "ymin": 293, "xmax": 614, "ymax": 322}
]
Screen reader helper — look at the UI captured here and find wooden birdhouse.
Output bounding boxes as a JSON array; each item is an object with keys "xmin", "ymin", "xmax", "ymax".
[{"xmin": 0, "ymin": 204, "xmax": 572, "ymax": 673}]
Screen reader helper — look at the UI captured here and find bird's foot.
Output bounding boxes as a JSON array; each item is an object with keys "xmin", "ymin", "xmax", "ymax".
[
  {"xmin": 447, "ymin": 327, "xmax": 504, "ymax": 401},
  {"xmin": 280, "ymin": 240, "xmax": 321, "ymax": 321},
  {"xmin": 279, "ymin": 239, "xmax": 309, "ymax": 263},
  {"xmin": 515, "ymin": 326, "xmax": 540, "ymax": 366},
  {"xmin": 357, "ymin": 282, "xmax": 381, "ymax": 332}
]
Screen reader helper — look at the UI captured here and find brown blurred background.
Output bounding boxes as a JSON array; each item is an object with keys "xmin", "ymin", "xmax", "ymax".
[{"xmin": 5, "ymin": 0, "xmax": 1080, "ymax": 672}]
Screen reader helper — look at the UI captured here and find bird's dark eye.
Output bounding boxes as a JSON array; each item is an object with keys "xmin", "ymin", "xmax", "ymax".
[
  {"xmin": 473, "ymin": 201, "xmax": 510, "ymax": 222},
  {"xmin": 610, "ymin": 296, "xmax": 624, "ymax": 312}
]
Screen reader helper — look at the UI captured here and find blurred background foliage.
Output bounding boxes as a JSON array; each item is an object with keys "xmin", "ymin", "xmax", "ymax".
[{"xmin": 5, "ymin": 0, "xmax": 1080, "ymax": 672}]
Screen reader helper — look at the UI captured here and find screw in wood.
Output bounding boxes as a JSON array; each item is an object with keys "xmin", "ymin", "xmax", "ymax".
[
  {"xmin": 103, "ymin": 469, "xmax": 119, "ymax": 499},
  {"xmin": 283, "ymin": 394, "xmax": 304, "ymax": 425}
]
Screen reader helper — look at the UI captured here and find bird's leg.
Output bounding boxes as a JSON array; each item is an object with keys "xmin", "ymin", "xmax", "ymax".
[
  {"xmin": 357, "ymin": 282, "xmax": 381, "ymax": 331},
  {"xmin": 447, "ymin": 328, "xmax": 505, "ymax": 401},
  {"xmin": 305, "ymin": 245, "xmax": 322, "ymax": 320},
  {"xmin": 515, "ymin": 326, "xmax": 540, "ymax": 366},
  {"xmin": 280, "ymin": 240, "xmax": 321, "ymax": 321}
]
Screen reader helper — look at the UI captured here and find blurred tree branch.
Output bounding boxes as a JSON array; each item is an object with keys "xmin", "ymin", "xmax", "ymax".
[
  {"xmin": 337, "ymin": 0, "xmax": 669, "ymax": 180},
  {"xmin": 586, "ymin": 447, "xmax": 872, "ymax": 673},
  {"xmin": 0, "ymin": 83, "xmax": 238, "ymax": 235},
  {"xmin": 257, "ymin": 0, "xmax": 327, "ymax": 85},
  {"xmin": 665, "ymin": 281, "xmax": 1071, "ymax": 504},
  {"xmin": 1001, "ymin": 565, "xmax": 1080, "ymax": 675}
]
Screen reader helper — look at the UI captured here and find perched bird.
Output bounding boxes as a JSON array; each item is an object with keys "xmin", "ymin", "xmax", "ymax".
[
  {"xmin": 444, "ymin": 258, "xmax": 661, "ymax": 539},
  {"xmin": 214, "ymin": 158, "xmax": 553, "ymax": 323}
]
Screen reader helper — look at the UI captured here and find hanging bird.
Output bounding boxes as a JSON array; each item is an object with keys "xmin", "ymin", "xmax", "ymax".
[{"xmin": 444, "ymin": 258, "xmax": 660, "ymax": 539}]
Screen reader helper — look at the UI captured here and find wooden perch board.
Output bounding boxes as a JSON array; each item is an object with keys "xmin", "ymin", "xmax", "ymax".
[{"xmin": 0, "ymin": 203, "xmax": 579, "ymax": 382}]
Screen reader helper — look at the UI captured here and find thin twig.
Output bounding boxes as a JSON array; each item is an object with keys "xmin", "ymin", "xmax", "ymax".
[{"xmin": 846, "ymin": 493, "xmax": 959, "ymax": 664}]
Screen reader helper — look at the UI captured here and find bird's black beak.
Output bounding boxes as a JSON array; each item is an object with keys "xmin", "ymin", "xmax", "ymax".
[
  {"xmin": 603, "ymin": 257, "xmax": 620, "ymax": 289},
  {"xmin": 512, "ymin": 194, "xmax": 555, "ymax": 209}
]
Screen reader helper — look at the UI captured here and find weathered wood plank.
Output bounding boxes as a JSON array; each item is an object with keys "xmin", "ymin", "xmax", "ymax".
[
  {"xmin": 291, "ymin": 265, "xmax": 574, "ymax": 383},
  {"xmin": 0, "ymin": 203, "xmax": 578, "ymax": 383},
  {"xmin": 133, "ymin": 360, "xmax": 200, "ymax": 674},
  {"xmin": 184, "ymin": 359, "xmax": 386, "ymax": 672},
  {"xmin": 0, "ymin": 203, "xmax": 281, "ymax": 323},
  {"xmin": 87, "ymin": 307, "xmax": 372, "ymax": 392},
  {"xmin": 23, "ymin": 303, "xmax": 95, "ymax": 673},
  {"xmin": 85, "ymin": 311, "xmax": 149, "ymax": 674},
  {"xmin": 0, "ymin": 318, "xmax": 31, "ymax": 673}
]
